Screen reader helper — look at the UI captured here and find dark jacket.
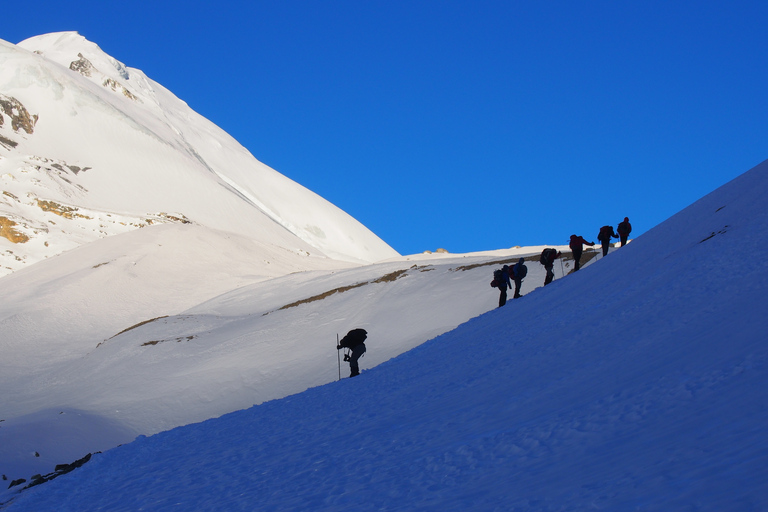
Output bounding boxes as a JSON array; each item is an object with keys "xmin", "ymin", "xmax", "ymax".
[
  {"xmin": 598, "ymin": 226, "xmax": 618, "ymax": 242},
  {"xmin": 338, "ymin": 328, "xmax": 367, "ymax": 349},
  {"xmin": 569, "ymin": 235, "xmax": 594, "ymax": 251},
  {"xmin": 512, "ymin": 257, "xmax": 527, "ymax": 281},
  {"xmin": 541, "ymin": 249, "xmax": 561, "ymax": 267},
  {"xmin": 618, "ymin": 218, "xmax": 632, "ymax": 237},
  {"xmin": 500, "ymin": 265, "xmax": 512, "ymax": 289}
]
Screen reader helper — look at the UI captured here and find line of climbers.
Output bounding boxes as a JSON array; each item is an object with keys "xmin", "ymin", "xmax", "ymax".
[
  {"xmin": 337, "ymin": 218, "xmax": 634, "ymax": 377},
  {"xmin": 491, "ymin": 217, "xmax": 632, "ymax": 308}
]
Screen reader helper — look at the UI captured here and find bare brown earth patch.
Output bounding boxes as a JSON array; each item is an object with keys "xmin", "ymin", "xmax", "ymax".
[
  {"xmin": 142, "ymin": 336, "xmax": 195, "ymax": 346},
  {"xmin": 104, "ymin": 316, "xmax": 170, "ymax": 342},
  {"xmin": 451, "ymin": 250, "xmax": 600, "ymax": 273},
  {"xmin": 277, "ymin": 282, "xmax": 369, "ymax": 312},
  {"xmin": 451, "ymin": 254, "xmax": 541, "ymax": 272},
  {"xmin": 0, "ymin": 216, "xmax": 29, "ymax": 243},
  {"xmin": 272, "ymin": 265, "xmax": 433, "ymax": 314},
  {"xmin": 372, "ymin": 269, "xmax": 408, "ymax": 283},
  {"xmin": 36, "ymin": 199, "xmax": 92, "ymax": 220}
]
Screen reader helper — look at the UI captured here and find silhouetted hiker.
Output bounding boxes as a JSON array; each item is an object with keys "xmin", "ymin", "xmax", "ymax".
[
  {"xmin": 597, "ymin": 225, "xmax": 619, "ymax": 256},
  {"xmin": 617, "ymin": 217, "xmax": 632, "ymax": 246},
  {"xmin": 491, "ymin": 265, "xmax": 513, "ymax": 307},
  {"xmin": 337, "ymin": 328, "xmax": 367, "ymax": 377},
  {"xmin": 569, "ymin": 235, "xmax": 595, "ymax": 271},
  {"xmin": 539, "ymin": 248, "xmax": 561, "ymax": 285},
  {"xmin": 511, "ymin": 257, "xmax": 527, "ymax": 298}
]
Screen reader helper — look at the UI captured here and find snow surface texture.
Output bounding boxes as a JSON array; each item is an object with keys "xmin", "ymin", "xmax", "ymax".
[
  {"xmin": 0, "ymin": 31, "xmax": 398, "ymax": 276},
  {"xmin": 0, "ymin": 219, "xmax": 570, "ymax": 482},
  {"xmin": 1, "ymin": 31, "xmax": 583, "ymax": 492},
  {"xmin": 3, "ymin": 160, "xmax": 766, "ymax": 509}
]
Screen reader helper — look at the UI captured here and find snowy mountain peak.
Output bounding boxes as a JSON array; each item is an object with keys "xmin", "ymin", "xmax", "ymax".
[
  {"xmin": 19, "ymin": 32, "xmax": 137, "ymax": 97},
  {"xmin": 0, "ymin": 33, "xmax": 398, "ymax": 276}
]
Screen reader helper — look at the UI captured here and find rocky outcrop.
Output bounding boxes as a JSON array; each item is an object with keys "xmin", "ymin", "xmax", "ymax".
[
  {"xmin": 35, "ymin": 199, "xmax": 92, "ymax": 220},
  {"xmin": 0, "ymin": 216, "xmax": 29, "ymax": 243},
  {"xmin": 7, "ymin": 452, "xmax": 97, "ymax": 490},
  {"xmin": 69, "ymin": 52, "xmax": 140, "ymax": 101},
  {"xmin": 69, "ymin": 52, "xmax": 94, "ymax": 77},
  {"xmin": 0, "ymin": 134, "xmax": 17, "ymax": 150},
  {"xmin": 102, "ymin": 78, "xmax": 140, "ymax": 101},
  {"xmin": 0, "ymin": 95, "xmax": 37, "ymax": 134}
]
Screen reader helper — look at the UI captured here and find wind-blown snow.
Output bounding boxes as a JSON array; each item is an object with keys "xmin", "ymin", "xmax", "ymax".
[{"xmin": 2, "ymin": 154, "xmax": 766, "ymax": 510}]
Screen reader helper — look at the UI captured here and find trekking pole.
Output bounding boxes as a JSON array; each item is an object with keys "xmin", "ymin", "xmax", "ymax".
[{"xmin": 336, "ymin": 333, "xmax": 341, "ymax": 381}]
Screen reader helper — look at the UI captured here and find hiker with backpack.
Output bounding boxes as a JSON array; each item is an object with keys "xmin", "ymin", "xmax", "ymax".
[
  {"xmin": 337, "ymin": 328, "xmax": 367, "ymax": 377},
  {"xmin": 491, "ymin": 265, "xmax": 513, "ymax": 307},
  {"xmin": 569, "ymin": 234, "xmax": 595, "ymax": 271},
  {"xmin": 597, "ymin": 225, "xmax": 619, "ymax": 257},
  {"xmin": 511, "ymin": 257, "xmax": 527, "ymax": 298},
  {"xmin": 617, "ymin": 217, "xmax": 632, "ymax": 246},
  {"xmin": 539, "ymin": 248, "xmax": 561, "ymax": 285}
]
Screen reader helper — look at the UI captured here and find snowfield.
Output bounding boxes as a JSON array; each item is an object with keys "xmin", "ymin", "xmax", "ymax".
[
  {"xmin": 1, "ymin": 30, "xmax": 766, "ymax": 511},
  {"xmin": 2, "ymin": 159, "xmax": 767, "ymax": 510}
]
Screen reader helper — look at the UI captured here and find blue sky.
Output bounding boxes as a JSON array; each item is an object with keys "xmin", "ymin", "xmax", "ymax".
[{"xmin": 4, "ymin": 1, "xmax": 767, "ymax": 255}]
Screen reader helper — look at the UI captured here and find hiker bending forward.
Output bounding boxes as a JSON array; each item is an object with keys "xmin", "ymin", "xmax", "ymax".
[
  {"xmin": 496, "ymin": 265, "xmax": 513, "ymax": 307},
  {"xmin": 597, "ymin": 225, "xmax": 619, "ymax": 257},
  {"xmin": 337, "ymin": 328, "xmax": 367, "ymax": 377},
  {"xmin": 569, "ymin": 235, "xmax": 595, "ymax": 271},
  {"xmin": 511, "ymin": 257, "xmax": 527, "ymax": 298},
  {"xmin": 540, "ymin": 248, "xmax": 561, "ymax": 286}
]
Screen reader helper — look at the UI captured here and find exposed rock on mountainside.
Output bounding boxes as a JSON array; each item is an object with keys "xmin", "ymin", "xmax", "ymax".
[
  {"xmin": 0, "ymin": 216, "xmax": 28, "ymax": 243},
  {"xmin": 0, "ymin": 32, "xmax": 398, "ymax": 278},
  {"xmin": 69, "ymin": 52, "xmax": 93, "ymax": 77},
  {"xmin": 0, "ymin": 94, "xmax": 37, "ymax": 134}
]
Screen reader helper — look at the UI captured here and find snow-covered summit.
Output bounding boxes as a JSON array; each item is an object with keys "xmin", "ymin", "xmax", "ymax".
[
  {"xmin": 17, "ymin": 32, "xmax": 137, "ymax": 96},
  {"xmin": 0, "ymin": 32, "xmax": 398, "ymax": 276}
]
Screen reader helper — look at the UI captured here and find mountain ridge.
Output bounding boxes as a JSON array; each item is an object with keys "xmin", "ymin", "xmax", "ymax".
[{"xmin": 0, "ymin": 31, "xmax": 398, "ymax": 277}]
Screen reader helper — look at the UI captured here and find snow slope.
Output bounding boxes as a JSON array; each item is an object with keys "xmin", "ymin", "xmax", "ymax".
[
  {"xmin": 3, "ymin": 160, "xmax": 766, "ymax": 510},
  {"xmin": 0, "ymin": 32, "xmax": 398, "ymax": 275},
  {"xmin": 1, "ymin": 31, "xmax": 581, "ymax": 486},
  {"xmin": 0, "ymin": 221, "xmax": 573, "ymax": 482}
]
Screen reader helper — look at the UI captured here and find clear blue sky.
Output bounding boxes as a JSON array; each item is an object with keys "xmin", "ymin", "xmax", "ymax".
[{"xmin": 4, "ymin": 1, "xmax": 767, "ymax": 255}]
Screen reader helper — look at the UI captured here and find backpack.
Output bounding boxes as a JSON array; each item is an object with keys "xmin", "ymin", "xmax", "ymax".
[
  {"xmin": 618, "ymin": 221, "xmax": 631, "ymax": 235},
  {"xmin": 598, "ymin": 225, "xmax": 613, "ymax": 241},
  {"xmin": 339, "ymin": 328, "xmax": 367, "ymax": 348},
  {"xmin": 514, "ymin": 263, "xmax": 527, "ymax": 279},
  {"xmin": 491, "ymin": 268, "xmax": 504, "ymax": 288},
  {"xmin": 540, "ymin": 248, "xmax": 556, "ymax": 265}
]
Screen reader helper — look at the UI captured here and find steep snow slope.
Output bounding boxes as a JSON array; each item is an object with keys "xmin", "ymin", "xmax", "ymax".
[
  {"xmin": 0, "ymin": 32, "xmax": 398, "ymax": 275},
  {"xmin": 0, "ymin": 230, "xmax": 571, "ymax": 482},
  {"xmin": 3, "ymin": 160, "xmax": 766, "ymax": 510}
]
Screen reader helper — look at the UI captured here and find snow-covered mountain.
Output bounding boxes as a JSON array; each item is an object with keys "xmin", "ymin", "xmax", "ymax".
[
  {"xmin": 0, "ymin": 31, "xmax": 398, "ymax": 278},
  {"xmin": 1, "ymin": 31, "xmax": 414, "ymax": 487},
  {"xmin": 1, "ymin": 30, "xmax": 766, "ymax": 510},
  {"xmin": 3, "ymin": 158, "xmax": 766, "ymax": 511},
  {"xmin": 0, "ymin": 31, "xmax": 535, "ymax": 489}
]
